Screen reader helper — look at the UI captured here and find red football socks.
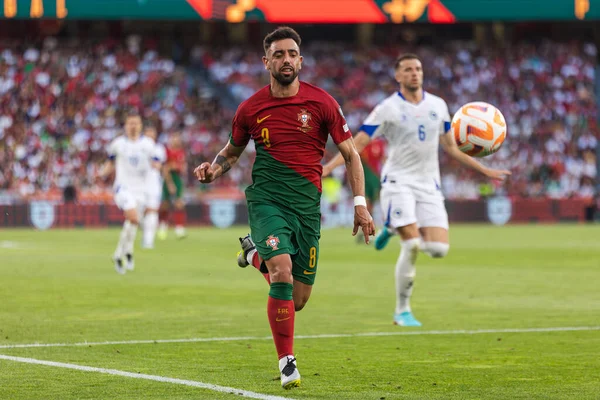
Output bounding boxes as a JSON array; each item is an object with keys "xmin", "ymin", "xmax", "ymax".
[
  {"xmin": 173, "ymin": 209, "xmax": 186, "ymax": 227},
  {"xmin": 267, "ymin": 282, "xmax": 295, "ymax": 359},
  {"xmin": 251, "ymin": 252, "xmax": 270, "ymax": 284},
  {"xmin": 159, "ymin": 209, "xmax": 169, "ymax": 224}
]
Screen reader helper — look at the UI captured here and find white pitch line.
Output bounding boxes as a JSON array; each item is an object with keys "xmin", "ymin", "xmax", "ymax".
[
  {"xmin": 0, "ymin": 354, "xmax": 293, "ymax": 400},
  {"xmin": 1, "ymin": 326, "xmax": 599, "ymax": 350},
  {"xmin": 0, "ymin": 240, "xmax": 24, "ymax": 249}
]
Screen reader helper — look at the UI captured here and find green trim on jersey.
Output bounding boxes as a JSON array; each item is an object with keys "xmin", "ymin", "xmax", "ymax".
[
  {"xmin": 246, "ymin": 146, "xmax": 321, "ymax": 215},
  {"xmin": 228, "ymin": 132, "xmax": 238, "ymax": 147}
]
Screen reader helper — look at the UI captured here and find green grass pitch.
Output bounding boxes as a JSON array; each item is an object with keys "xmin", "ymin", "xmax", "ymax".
[{"xmin": 1, "ymin": 224, "xmax": 599, "ymax": 399}]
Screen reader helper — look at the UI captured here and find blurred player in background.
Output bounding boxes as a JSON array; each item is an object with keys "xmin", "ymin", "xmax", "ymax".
[
  {"xmin": 101, "ymin": 111, "xmax": 161, "ymax": 274},
  {"xmin": 158, "ymin": 131, "xmax": 187, "ymax": 239},
  {"xmin": 355, "ymin": 139, "xmax": 386, "ymax": 242},
  {"xmin": 324, "ymin": 54, "xmax": 510, "ymax": 326},
  {"xmin": 142, "ymin": 125, "xmax": 166, "ymax": 249},
  {"xmin": 194, "ymin": 27, "xmax": 375, "ymax": 390}
]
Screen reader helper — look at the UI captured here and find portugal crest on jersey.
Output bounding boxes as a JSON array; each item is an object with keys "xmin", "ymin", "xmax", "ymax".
[
  {"xmin": 297, "ymin": 108, "xmax": 313, "ymax": 133},
  {"xmin": 266, "ymin": 235, "xmax": 280, "ymax": 251}
]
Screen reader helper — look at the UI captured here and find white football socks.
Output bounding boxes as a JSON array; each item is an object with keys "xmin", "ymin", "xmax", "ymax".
[
  {"xmin": 395, "ymin": 238, "xmax": 420, "ymax": 315},
  {"xmin": 421, "ymin": 241, "xmax": 450, "ymax": 258},
  {"xmin": 246, "ymin": 249, "xmax": 257, "ymax": 266},
  {"xmin": 114, "ymin": 220, "xmax": 131, "ymax": 259},
  {"xmin": 143, "ymin": 212, "xmax": 159, "ymax": 248},
  {"xmin": 124, "ymin": 222, "xmax": 138, "ymax": 256}
]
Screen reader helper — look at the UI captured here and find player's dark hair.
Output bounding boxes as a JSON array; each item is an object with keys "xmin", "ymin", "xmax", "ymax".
[
  {"xmin": 124, "ymin": 109, "xmax": 141, "ymax": 120},
  {"xmin": 263, "ymin": 26, "xmax": 301, "ymax": 54},
  {"xmin": 395, "ymin": 53, "xmax": 421, "ymax": 70}
]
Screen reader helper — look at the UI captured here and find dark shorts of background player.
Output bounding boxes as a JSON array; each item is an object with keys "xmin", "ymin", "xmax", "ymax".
[
  {"xmin": 362, "ymin": 161, "xmax": 381, "ymax": 203},
  {"xmin": 247, "ymin": 201, "xmax": 321, "ymax": 286},
  {"xmin": 162, "ymin": 172, "xmax": 184, "ymax": 202}
]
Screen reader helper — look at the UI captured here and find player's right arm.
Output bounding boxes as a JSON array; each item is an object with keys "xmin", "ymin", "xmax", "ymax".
[
  {"xmin": 99, "ymin": 137, "xmax": 119, "ymax": 181},
  {"xmin": 194, "ymin": 142, "xmax": 245, "ymax": 183},
  {"xmin": 322, "ymin": 103, "xmax": 388, "ymax": 177},
  {"xmin": 194, "ymin": 105, "xmax": 250, "ymax": 184},
  {"xmin": 99, "ymin": 160, "xmax": 115, "ymax": 180}
]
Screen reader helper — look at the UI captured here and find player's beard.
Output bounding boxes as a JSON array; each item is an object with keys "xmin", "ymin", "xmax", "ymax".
[
  {"xmin": 272, "ymin": 68, "xmax": 298, "ymax": 86},
  {"xmin": 404, "ymin": 83, "xmax": 421, "ymax": 92},
  {"xmin": 127, "ymin": 130, "xmax": 141, "ymax": 139}
]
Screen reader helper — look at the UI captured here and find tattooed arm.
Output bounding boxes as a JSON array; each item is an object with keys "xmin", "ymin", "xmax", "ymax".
[{"xmin": 194, "ymin": 142, "xmax": 246, "ymax": 184}]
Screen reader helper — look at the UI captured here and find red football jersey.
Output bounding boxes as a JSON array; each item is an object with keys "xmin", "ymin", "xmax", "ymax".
[
  {"xmin": 166, "ymin": 147, "xmax": 186, "ymax": 173},
  {"xmin": 230, "ymin": 81, "xmax": 352, "ymax": 194},
  {"xmin": 360, "ymin": 139, "xmax": 386, "ymax": 175}
]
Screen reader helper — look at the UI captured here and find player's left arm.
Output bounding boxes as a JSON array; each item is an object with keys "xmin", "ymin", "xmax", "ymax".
[
  {"xmin": 325, "ymin": 96, "xmax": 376, "ymax": 242},
  {"xmin": 151, "ymin": 159, "xmax": 162, "ymax": 170},
  {"xmin": 336, "ymin": 138, "xmax": 376, "ymax": 242},
  {"xmin": 336, "ymin": 138, "xmax": 365, "ymax": 198},
  {"xmin": 440, "ymin": 132, "xmax": 511, "ymax": 181},
  {"xmin": 144, "ymin": 140, "xmax": 163, "ymax": 171}
]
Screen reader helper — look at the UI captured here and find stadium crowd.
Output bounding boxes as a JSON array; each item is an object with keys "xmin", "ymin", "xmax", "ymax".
[
  {"xmin": 0, "ymin": 36, "xmax": 237, "ymax": 202},
  {"xmin": 0, "ymin": 36, "xmax": 598, "ymax": 202}
]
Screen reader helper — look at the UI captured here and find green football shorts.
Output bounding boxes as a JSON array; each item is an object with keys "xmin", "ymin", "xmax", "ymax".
[
  {"xmin": 247, "ymin": 201, "xmax": 321, "ymax": 285},
  {"xmin": 162, "ymin": 172, "xmax": 184, "ymax": 202},
  {"xmin": 362, "ymin": 162, "xmax": 380, "ymax": 203}
]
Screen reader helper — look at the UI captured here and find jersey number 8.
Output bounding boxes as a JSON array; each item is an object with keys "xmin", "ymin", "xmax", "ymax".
[{"xmin": 309, "ymin": 246, "xmax": 317, "ymax": 268}]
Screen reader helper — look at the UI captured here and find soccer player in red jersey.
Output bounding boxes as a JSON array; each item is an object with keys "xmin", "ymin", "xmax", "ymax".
[
  {"xmin": 194, "ymin": 27, "xmax": 376, "ymax": 389},
  {"xmin": 357, "ymin": 139, "xmax": 386, "ymax": 241},
  {"xmin": 158, "ymin": 131, "xmax": 187, "ymax": 239}
]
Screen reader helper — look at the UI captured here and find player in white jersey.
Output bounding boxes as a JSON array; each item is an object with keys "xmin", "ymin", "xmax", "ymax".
[
  {"xmin": 100, "ymin": 112, "xmax": 160, "ymax": 274},
  {"xmin": 324, "ymin": 54, "xmax": 510, "ymax": 326},
  {"xmin": 142, "ymin": 125, "xmax": 166, "ymax": 249}
]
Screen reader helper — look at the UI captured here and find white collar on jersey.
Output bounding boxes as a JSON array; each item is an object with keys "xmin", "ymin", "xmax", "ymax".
[{"xmin": 397, "ymin": 89, "xmax": 426, "ymax": 105}]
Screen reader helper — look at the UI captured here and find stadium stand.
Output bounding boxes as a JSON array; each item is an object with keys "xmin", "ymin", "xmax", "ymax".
[{"xmin": 0, "ymin": 36, "xmax": 597, "ymax": 201}]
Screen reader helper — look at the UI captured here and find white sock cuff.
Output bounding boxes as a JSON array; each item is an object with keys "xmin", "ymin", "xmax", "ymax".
[
  {"xmin": 246, "ymin": 249, "xmax": 257, "ymax": 265},
  {"xmin": 423, "ymin": 241, "xmax": 449, "ymax": 258},
  {"xmin": 401, "ymin": 238, "xmax": 421, "ymax": 250}
]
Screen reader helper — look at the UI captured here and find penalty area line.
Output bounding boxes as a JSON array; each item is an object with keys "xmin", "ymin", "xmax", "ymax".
[
  {"xmin": 0, "ymin": 354, "xmax": 293, "ymax": 400},
  {"xmin": 1, "ymin": 326, "xmax": 599, "ymax": 350}
]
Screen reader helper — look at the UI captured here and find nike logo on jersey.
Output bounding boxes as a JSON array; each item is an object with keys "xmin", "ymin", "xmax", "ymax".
[
  {"xmin": 303, "ymin": 271, "xmax": 316, "ymax": 275},
  {"xmin": 276, "ymin": 317, "xmax": 291, "ymax": 322},
  {"xmin": 257, "ymin": 115, "xmax": 271, "ymax": 124}
]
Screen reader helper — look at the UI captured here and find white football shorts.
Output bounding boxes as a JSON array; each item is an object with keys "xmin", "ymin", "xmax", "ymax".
[
  {"xmin": 145, "ymin": 183, "xmax": 163, "ymax": 210},
  {"xmin": 380, "ymin": 181, "xmax": 449, "ymax": 230},
  {"xmin": 114, "ymin": 185, "xmax": 146, "ymax": 213}
]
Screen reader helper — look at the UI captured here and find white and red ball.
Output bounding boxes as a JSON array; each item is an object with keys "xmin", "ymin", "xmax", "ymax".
[{"xmin": 451, "ymin": 101, "xmax": 507, "ymax": 157}]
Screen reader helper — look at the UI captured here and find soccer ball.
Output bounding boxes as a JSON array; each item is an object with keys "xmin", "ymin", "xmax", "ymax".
[{"xmin": 451, "ymin": 101, "xmax": 507, "ymax": 157}]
